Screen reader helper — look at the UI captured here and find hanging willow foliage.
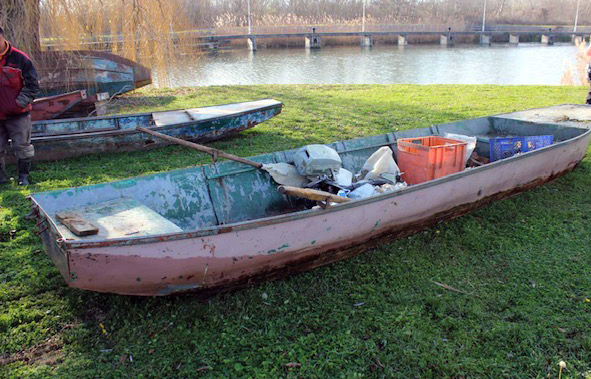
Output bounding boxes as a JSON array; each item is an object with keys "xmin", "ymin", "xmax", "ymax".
[
  {"xmin": 41, "ymin": 0, "xmax": 196, "ymax": 85},
  {"xmin": 1, "ymin": 0, "xmax": 196, "ymax": 87},
  {"xmin": 0, "ymin": 0, "xmax": 40, "ymax": 54}
]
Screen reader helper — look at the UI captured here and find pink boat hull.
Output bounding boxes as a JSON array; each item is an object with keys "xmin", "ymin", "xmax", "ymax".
[{"xmin": 34, "ymin": 132, "xmax": 589, "ymax": 296}]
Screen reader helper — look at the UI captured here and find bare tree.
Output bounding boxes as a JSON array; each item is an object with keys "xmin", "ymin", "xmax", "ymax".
[{"xmin": 0, "ymin": 0, "xmax": 40, "ymax": 55}]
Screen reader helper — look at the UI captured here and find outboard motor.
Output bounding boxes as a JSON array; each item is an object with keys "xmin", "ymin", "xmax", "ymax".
[{"xmin": 293, "ymin": 144, "xmax": 342, "ymax": 179}]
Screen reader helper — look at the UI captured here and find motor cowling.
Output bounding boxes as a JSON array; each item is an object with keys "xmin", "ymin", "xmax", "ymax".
[{"xmin": 293, "ymin": 144, "xmax": 342, "ymax": 178}]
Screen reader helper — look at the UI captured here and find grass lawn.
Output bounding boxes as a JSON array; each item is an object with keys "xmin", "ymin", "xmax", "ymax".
[{"xmin": 1, "ymin": 84, "xmax": 591, "ymax": 379}]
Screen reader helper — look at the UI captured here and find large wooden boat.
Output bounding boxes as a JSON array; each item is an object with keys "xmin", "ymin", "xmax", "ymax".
[{"xmin": 30, "ymin": 104, "xmax": 591, "ymax": 296}]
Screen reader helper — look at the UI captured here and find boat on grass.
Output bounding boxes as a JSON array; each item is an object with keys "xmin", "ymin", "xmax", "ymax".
[
  {"xmin": 18, "ymin": 99, "xmax": 283, "ymax": 161},
  {"xmin": 30, "ymin": 104, "xmax": 591, "ymax": 296}
]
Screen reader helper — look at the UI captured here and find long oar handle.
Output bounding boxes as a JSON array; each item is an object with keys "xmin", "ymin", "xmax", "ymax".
[
  {"xmin": 278, "ymin": 185, "xmax": 351, "ymax": 203},
  {"xmin": 136, "ymin": 126, "xmax": 263, "ymax": 169}
]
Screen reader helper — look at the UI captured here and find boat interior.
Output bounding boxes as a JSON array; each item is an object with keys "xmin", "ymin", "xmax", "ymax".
[{"xmin": 31, "ymin": 106, "xmax": 590, "ymax": 242}]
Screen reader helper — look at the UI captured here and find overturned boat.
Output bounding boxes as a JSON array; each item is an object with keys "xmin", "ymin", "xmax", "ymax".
[
  {"xmin": 37, "ymin": 50, "xmax": 152, "ymax": 98},
  {"xmin": 19, "ymin": 99, "xmax": 283, "ymax": 161},
  {"xmin": 30, "ymin": 104, "xmax": 591, "ymax": 296}
]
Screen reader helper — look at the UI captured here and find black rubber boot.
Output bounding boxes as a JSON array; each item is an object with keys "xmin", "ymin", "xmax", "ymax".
[
  {"xmin": 17, "ymin": 158, "xmax": 31, "ymax": 186},
  {"xmin": 0, "ymin": 157, "xmax": 6, "ymax": 185}
]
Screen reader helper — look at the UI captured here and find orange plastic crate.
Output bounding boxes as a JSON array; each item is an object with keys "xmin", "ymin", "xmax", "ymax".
[{"xmin": 397, "ymin": 136, "xmax": 467, "ymax": 185}]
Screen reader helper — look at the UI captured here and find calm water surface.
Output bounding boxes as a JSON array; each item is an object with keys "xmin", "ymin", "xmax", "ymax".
[{"xmin": 161, "ymin": 43, "xmax": 578, "ymax": 87}]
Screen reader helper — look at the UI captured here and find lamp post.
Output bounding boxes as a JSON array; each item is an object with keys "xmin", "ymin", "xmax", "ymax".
[
  {"xmin": 481, "ymin": 0, "xmax": 487, "ymax": 32},
  {"xmin": 362, "ymin": 0, "xmax": 366, "ymax": 33},
  {"xmin": 574, "ymin": 0, "xmax": 581, "ymax": 32},
  {"xmin": 247, "ymin": 0, "xmax": 252, "ymax": 35}
]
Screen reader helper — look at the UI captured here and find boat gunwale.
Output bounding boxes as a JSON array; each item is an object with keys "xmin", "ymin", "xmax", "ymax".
[
  {"xmin": 33, "ymin": 90, "xmax": 87, "ymax": 103},
  {"xmin": 31, "ymin": 100, "xmax": 284, "ymax": 141},
  {"xmin": 31, "ymin": 121, "xmax": 591, "ymax": 250},
  {"xmin": 40, "ymin": 67, "xmax": 134, "ymax": 75}
]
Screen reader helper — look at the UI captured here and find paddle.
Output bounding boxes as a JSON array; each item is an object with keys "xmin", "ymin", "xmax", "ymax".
[{"xmin": 136, "ymin": 127, "xmax": 345, "ymax": 204}]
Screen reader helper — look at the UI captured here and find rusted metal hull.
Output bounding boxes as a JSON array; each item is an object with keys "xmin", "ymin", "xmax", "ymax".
[
  {"xmin": 37, "ymin": 50, "xmax": 152, "ymax": 98},
  {"xmin": 29, "ymin": 105, "xmax": 591, "ymax": 296},
  {"xmin": 14, "ymin": 99, "xmax": 283, "ymax": 162},
  {"xmin": 31, "ymin": 90, "xmax": 87, "ymax": 121}
]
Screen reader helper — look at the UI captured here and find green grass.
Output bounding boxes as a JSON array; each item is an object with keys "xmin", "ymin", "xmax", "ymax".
[{"xmin": 1, "ymin": 84, "xmax": 591, "ymax": 379}]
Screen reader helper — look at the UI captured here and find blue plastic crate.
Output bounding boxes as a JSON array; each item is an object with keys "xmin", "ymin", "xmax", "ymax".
[{"xmin": 489, "ymin": 135, "xmax": 554, "ymax": 162}]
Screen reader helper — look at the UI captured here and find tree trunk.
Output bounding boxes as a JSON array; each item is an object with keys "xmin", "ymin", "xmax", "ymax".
[{"xmin": 495, "ymin": 0, "xmax": 507, "ymax": 18}]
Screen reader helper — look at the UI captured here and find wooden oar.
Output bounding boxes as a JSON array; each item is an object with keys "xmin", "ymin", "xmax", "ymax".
[
  {"xmin": 136, "ymin": 127, "xmax": 340, "ymax": 203},
  {"xmin": 137, "ymin": 127, "xmax": 350, "ymax": 203},
  {"xmin": 138, "ymin": 127, "xmax": 307, "ymax": 184},
  {"xmin": 278, "ymin": 186, "xmax": 351, "ymax": 203},
  {"xmin": 137, "ymin": 126, "xmax": 262, "ymax": 169}
]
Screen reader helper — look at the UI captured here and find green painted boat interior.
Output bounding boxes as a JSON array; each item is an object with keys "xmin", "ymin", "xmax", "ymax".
[{"xmin": 31, "ymin": 115, "xmax": 588, "ymax": 241}]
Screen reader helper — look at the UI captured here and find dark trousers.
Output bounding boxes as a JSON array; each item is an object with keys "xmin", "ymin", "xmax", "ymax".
[
  {"xmin": 0, "ymin": 113, "xmax": 35, "ymax": 160},
  {"xmin": 587, "ymin": 88, "xmax": 591, "ymax": 105}
]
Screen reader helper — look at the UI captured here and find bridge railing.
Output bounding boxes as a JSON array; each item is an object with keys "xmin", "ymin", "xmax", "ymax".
[
  {"xmin": 42, "ymin": 23, "xmax": 591, "ymax": 50},
  {"xmin": 184, "ymin": 23, "xmax": 468, "ymax": 37},
  {"xmin": 465, "ymin": 24, "xmax": 591, "ymax": 33}
]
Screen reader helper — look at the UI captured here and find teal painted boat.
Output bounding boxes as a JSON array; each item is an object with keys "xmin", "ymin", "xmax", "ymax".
[
  {"xmin": 19, "ymin": 99, "xmax": 283, "ymax": 161},
  {"xmin": 37, "ymin": 50, "xmax": 152, "ymax": 98}
]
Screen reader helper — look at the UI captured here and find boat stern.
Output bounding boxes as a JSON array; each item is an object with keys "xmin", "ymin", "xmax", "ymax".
[{"xmin": 30, "ymin": 199, "xmax": 71, "ymax": 284}]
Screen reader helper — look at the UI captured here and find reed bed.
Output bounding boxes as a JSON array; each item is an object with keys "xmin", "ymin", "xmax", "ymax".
[{"xmin": 562, "ymin": 38, "xmax": 590, "ymax": 86}]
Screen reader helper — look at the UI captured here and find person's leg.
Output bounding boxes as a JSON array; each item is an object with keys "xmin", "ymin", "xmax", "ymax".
[
  {"xmin": 0, "ymin": 120, "xmax": 8, "ymax": 184},
  {"xmin": 587, "ymin": 64, "xmax": 591, "ymax": 104},
  {"xmin": 4, "ymin": 114, "xmax": 34, "ymax": 185}
]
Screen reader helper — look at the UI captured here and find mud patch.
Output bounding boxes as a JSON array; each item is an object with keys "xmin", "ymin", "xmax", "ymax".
[{"xmin": 0, "ymin": 336, "xmax": 64, "ymax": 366}]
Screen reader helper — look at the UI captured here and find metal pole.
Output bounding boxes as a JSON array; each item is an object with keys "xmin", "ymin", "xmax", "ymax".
[
  {"xmin": 481, "ymin": 0, "xmax": 487, "ymax": 32},
  {"xmin": 362, "ymin": 0, "xmax": 366, "ymax": 33},
  {"xmin": 574, "ymin": 0, "xmax": 581, "ymax": 32},
  {"xmin": 247, "ymin": 0, "xmax": 252, "ymax": 35}
]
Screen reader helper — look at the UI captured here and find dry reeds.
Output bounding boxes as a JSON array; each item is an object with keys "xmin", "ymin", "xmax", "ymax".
[{"xmin": 561, "ymin": 38, "xmax": 589, "ymax": 86}]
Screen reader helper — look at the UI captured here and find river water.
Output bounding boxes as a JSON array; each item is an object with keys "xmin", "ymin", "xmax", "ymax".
[{"xmin": 161, "ymin": 43, "xmax": 579, "ymax": 87}]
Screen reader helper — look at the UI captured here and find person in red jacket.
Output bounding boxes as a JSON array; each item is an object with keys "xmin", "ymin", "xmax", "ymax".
[{"xmin": 0, "ymin": 26, "xmax": 40, "ymax": 186}]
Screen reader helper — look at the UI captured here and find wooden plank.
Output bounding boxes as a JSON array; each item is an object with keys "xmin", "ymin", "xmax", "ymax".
[
  {"xmin": 56, "ymin": 211, "xmax": 99, "ymax": 236},
  {"xmin": 152, "ymin": 110, "xmax": 193, "ymax": 127},
  {"xmin": 56, "ymin": 197, "xmax": 182, "ymax": 240}
]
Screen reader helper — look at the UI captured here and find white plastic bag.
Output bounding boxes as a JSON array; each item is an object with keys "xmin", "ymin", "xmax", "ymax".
[
  {"xmin": 334, "ymin": 168, "xmax": 353, "ymax": 187},
  {"xmin": 262, "ymin": 163, "xmax": 309, "ymax": 187},
  {"xmin": 348, "ymin": 183, "xmax": 378, "ymax": 199},
  {"xmin": 375, "ymin": 182, "xmax": 408, "ymax": 194},
  {"xmin": 444, "ymin": 133, "xmax": 477, "ymax": 165},
  {"xmin": 357, "ymin": 146, "xmax": 400, "ymax": 181}
]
